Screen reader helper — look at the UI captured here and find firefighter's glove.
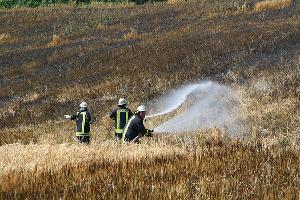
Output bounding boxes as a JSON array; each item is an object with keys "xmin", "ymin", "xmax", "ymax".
[
  {"xmin": 146, "ymin": 129, "xmax": 154, "ymax": 137},
  {"xmin": 64, "ymin": 115, "xmax": 71, "ymax": 119}
]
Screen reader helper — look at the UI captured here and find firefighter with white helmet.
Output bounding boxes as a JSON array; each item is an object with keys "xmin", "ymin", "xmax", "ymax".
[
  {"xmin": 109, "ymin": 98, "xmax": 133, "ymax": 141},
  {"xmin": 122, "ymin": 105, "xmax": 154, "ymax": 143},
  {"xmin": 65, "ymin": 101, "xmax": 94, "ymax": 144}
]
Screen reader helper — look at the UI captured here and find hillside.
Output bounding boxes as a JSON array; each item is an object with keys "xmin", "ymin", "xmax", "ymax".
[{"xmin": 0, "ymin": 0, "xmax": 299, "ymax": 198}]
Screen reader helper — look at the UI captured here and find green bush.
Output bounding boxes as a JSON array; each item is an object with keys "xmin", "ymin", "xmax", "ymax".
[
  {"xmin": 0, "ymin": 0, "xmax": 17, "ymax": 8},
  {"xmin": 17, "ymin": 0, "xmax": 42, "ymax": 7},
  {"xmin": 0, "ymin": 0, "xmax": 165, "ymax": 8},
  {"xmin": 0, "ymin": 0, "xmax": 70, "ymax": 8}
]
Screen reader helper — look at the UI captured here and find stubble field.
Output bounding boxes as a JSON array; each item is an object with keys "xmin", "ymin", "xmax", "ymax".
[{"xmin": 0, "ymin": 0, "xmax": 299, "ymax": 198}]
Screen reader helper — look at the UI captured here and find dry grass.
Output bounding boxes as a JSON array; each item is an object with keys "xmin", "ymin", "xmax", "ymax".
[
  {"xmin": 96, "ymin": 23, "xmax": 109, "ymax": 30},
  {"xmin": 25, "ymin": 60, "xmax": 40, "ymax": 70},
  {"xmin": 1, "ymin": 138, "xmax": 299, "ymax": 199},
  {"xmin": 208, "ymin": 11, "xmax": 219, "ymax": 19},
  {"xmin": 2, "ymin": 67, "xmax": 26, "ymax": 78},
  {"xmin": 0, "ymin": 33, "xmax": 17, "ymax": 44},
  {"xmin": 47, "ymin": 34, "xmax": 64, "ymax": 47},
  {"xmin": 167, "ymin": 0, "xmax": 186, "ymax": 4},
  {"xmin": 123, "ymin": 28, "xmax": 142, "ymax": 40},
  {"xmin": 254, "ymin": 0, "xmax": 293, "ymax": 12},
  {"xmin": 0, "ymin": 0, "xmax": 299, "ymax": 198},
  {"xmin": 0, "ymin": 141, "xmax": 184, "ymax": 177},
  {"xmin": 2, "ymin": 60, "xmax": 42, "ymax": 80},
  {"xmin": 89, "ymin": 1, "xmax": 136, "ymax": 8}
]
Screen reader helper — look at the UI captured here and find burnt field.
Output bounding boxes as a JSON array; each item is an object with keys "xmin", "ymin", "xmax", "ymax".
[{"xmin": 0, "ymin": 0, "xmax": 299, "ymax": 198}]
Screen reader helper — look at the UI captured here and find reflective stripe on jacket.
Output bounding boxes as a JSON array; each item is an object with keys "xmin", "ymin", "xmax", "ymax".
[
  {"xmin": 115, "ymin": 109, "xmax": 129, "ymax": 134},
  {"xmin": 122, "ymin": 114, "xmax": 147, "ymax": 142},
  {"xmin": 109, "ymin": 107, "xmax": 133, "ymax": 134},
  {"xmin": 71, "ymin": 111, "xmax": 92, "ymax": 136}
]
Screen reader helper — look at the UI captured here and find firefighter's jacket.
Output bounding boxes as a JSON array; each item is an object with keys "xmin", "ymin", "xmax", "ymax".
[
  {"xmin": 71, "ymin": 109, "xmax": 92, "ymax": 136},
  {"xmin": 123, "ymin": 114, "xmax": 149, "ymax": 141},
  {"xmin": 109, "ymin": 106, "xmax": 133, "ymax": 134}
]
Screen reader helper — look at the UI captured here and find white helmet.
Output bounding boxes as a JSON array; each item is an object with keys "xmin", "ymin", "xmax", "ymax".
[
  {"xmin": 137, "ymin": 105, "xmax": 146, "ymax": 112},
  {"xmin": 79, "ymin": 101, "xmax": 88, "ymax": 108},
  {"xmin": 118, "ymin": 98, "xmax": 127, "ymax": 106}
]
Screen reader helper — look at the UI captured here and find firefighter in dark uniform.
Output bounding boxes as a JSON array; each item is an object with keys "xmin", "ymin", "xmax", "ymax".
[
  {"xmin": 122, "ymin": 105, "xmax": 153, "ymax": 143},
  {"xmin": 65, "ymin": 101, "xmax": 93, "ymax": 144},
  {"xmin": 109, "ymin": 98, "xmax": 133, "ymax": 141}
]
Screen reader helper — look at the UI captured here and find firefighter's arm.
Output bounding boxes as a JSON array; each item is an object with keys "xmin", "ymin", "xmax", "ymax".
[
  {"xmin": 86, "ymin": 113, "xmax": 94, "ymax": 124},
  {"xmin": 70, "ymin": 114, "xmax": 77, "ymax": 120},
  {"xmin": 88, "ymin": 112, "xmax": 96, "ymax": 124},
  {"xmin": 109, "ymin": 109, "xmax": 117, "ymax": 119},
  {"xmin": 135, "ymin": 121, "xmax": 148, "ymax": 136},
  {"xmin": 64, "ymin": 114, "xmax": 76, "ymax": 120},
  {"xmin": 128, "ymin": 109, "xmax": 134, "ymax": 118}
]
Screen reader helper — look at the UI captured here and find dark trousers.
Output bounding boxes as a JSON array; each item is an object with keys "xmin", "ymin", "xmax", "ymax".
[
  {"xmin": 77, "ymin": 136, "xmax": 90, "ymax": 144},
  {"xmin": 115, "ymin": 133, "xmax": 123, "ymax": 141}
]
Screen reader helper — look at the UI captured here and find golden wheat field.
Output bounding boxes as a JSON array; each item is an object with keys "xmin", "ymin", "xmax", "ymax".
[{"xmin": 0, "ymin": 0, "xmax": 300, "ymax": 199}]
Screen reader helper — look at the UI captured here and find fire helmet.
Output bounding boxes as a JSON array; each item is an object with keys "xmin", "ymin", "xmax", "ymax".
[
  {"xmin": 79, "ymin": 101, "xmax": 88, "ymax": 108},
  {"xmin": 118, "ymin": 98, "xmax": 127, "ymax": 106},
  {"xmin": 137, "ymin": 105, "xmax": 146, "ymax": 112}
]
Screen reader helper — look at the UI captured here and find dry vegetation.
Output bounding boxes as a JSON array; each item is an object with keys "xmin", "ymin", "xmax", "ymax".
[
  {"xmin": 0, "ymin": 0, "xmax": 299, "ymax": 198},
  {"xmin": 1, "ymin": 140, "xmax": 299, "ymax": 199},
  {"xmin": 47, "ymin": 34, "xmax": 64, "ymax": 47},
  {"xmin": 0, "ymin": 33, "xmax": 17, "ymax": 44},
  {"xmin": 254, "ymin": 0, "xmax": 293, "ymax": 12}
]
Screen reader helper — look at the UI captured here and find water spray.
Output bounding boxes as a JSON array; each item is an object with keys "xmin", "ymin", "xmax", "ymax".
[
  {"xmin": 147, "ymin": 81, "xmax": 248, "ymax": 136},
  {"xmin": 146, "ymin": 83, "xmax": 200, "ymax": 118}
]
